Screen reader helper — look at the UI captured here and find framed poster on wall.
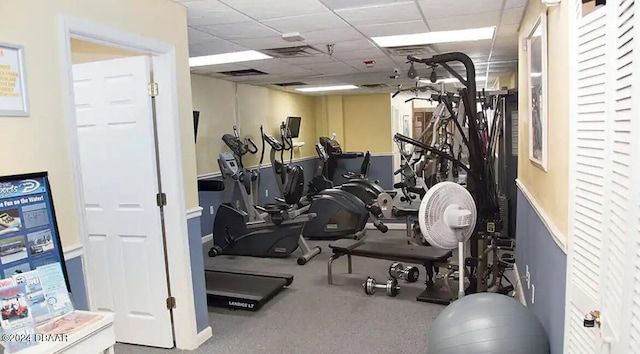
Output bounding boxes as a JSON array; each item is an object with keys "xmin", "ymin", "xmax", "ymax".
[
  {"xmin": 526, "ymin": 13, "xmax": 548, "ymax": 171},
  {"xmin": 0, "ymin": 43, "xmax": 29, "ymax": 116},
  {"xmin": 0, "ymin": 172, "xmax": 70, "ymax": 291}
]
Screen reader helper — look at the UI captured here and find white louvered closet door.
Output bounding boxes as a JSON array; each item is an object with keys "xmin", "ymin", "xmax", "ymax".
[
  {"xmin": 565, "ymin": 3, "xmax": 608, "ymax": 353},
  {"xmin": 565, "ymin": 0, "xmax": 640, "ymax": 352}
]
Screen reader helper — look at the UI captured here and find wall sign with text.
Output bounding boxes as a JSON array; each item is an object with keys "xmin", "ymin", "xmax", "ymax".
[{"xmin": 0, "ymin": 43, "xmax": 29, "ymax": 116}]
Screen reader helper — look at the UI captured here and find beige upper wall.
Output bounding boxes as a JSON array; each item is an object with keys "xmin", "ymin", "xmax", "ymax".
[
  {"xmin": 342, "ymin": 94, "xmax": 392, "ymax": 154},
  {"xmin": 0, "ymin": 0, "xmax": 197, "ymax": 246},
  {"xmin": 70, "ymin": 38, "xmax": 138, "ymax": 64},
  {"xmin": 314, "ymin": 94, "xmax": 393, "ymax": 154},
  {"xmin": 518, "ymin": 0, "xmax": 570, "ymax": 238},
  {"xmin": 191, "ymin": 74, "xmax": 318, "ymax": 175}
]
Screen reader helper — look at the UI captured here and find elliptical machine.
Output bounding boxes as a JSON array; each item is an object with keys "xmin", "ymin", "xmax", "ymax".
[
  {"xmin": 210, "ymin": 126, "xmax": 321, "ymax": 265},
  {"xmin": 260, "ymin": 123, "xmax": 384, "ymax": 240},
  {"xmin": 308, "ymin": 138, "xmax": 396, "ymax": 221}
]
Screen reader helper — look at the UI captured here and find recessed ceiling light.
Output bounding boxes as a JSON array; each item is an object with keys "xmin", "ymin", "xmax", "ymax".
[
  {"xmin": 189, "ymin": 50, "xmax": 272, "ymax": 67},
  {"xmin": 296, "ymin": 85, "xmax": 359, "ymax": 92},
  {"xmin": 420, "ymin": 77, "xmax": 487, "ymax": 84},
  {"xmin": 372, "ymin": 26, "xmax": 496, "ymax": 47}
]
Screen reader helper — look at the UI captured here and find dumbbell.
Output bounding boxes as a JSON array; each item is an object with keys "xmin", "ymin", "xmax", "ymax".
[
  {"xmin": 362, "ymin": 277, "xmax": 400, "ymax": 297},
  {"xmin": 388, "ymin": 262, "xmax": 420, "ymax": 283}
]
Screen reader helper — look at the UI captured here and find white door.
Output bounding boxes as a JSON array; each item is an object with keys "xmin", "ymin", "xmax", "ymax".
[
  {"xmin": 72, "ymin": 56, "xmax": 174, "ymax": 348},
  {"xmin": 565, "ymin": 0, "xmax": 640, "ymax": 352}
]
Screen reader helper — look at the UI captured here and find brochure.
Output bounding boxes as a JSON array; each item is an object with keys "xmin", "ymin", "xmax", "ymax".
[
  {"xmin": 38, "ymin": 311, "xmax": 103, "ymax": 336},
  {"xmin": 0, "ymin": 283, "xmax": 38, "ymax": 353},
  {"xmin": 35, "ymin": 263, "xmax": 73, "ymax": 319},
  {"xmin": 12, "ymin": 270, "xmax": 49, "ymax": 325}
]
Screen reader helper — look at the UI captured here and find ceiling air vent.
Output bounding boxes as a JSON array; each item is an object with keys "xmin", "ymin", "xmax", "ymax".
[
  {"xmin": 385, "ymin": 45, "xmax": 433, "ymax": 57},
  {"xmin": 218, "ymin": 69, "xmax": 268, "ymax": 77},
  {"xmin": 262, "ymin": 45, "xmax": 323, "ymax": 58},
  {"xmin": 274, "ymin": 82, "xmax": 308, "ymax": 87},
  {"xmin": 361, "ymin": 83, "xmax": 390, "ymax": 89}
]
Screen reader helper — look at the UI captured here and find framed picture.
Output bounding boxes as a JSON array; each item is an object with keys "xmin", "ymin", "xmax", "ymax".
[
  {"xmin": 0, "ymin": 43, "xmax": 29, "ymax": 116},
  {"xmin": 526, "ymin": 14, "xmax": 548, "ymax": 171}
]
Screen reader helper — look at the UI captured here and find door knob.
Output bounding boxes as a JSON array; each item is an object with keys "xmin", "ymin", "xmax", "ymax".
[{"xmin": 584, "ymin": 310, "xmax": 601, "ymax": 328}]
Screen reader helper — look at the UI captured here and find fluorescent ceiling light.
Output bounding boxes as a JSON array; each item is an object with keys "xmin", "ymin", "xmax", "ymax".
[
  {"xmin": 531, "ymin": 72, "xmax": 542, "ymax": 77},
  {"xmin": 189, "ymin": 50, "xmax": 272, "ymax": 67},
  {"xmin": 420, "ymin": 77, "xmax": 487, "ymax": 84},
  {"xmin": 372, "ymin": 26, "xmax": 495, "ymax": 47},
  {"xmin": 296, "ymin": 85, "xmax": 359, "ymax": 92}
]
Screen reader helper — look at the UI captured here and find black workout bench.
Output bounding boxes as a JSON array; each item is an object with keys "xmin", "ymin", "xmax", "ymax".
[{"xmin": 328, "ymin": 239, "xmax": 456, "ymax": 304}]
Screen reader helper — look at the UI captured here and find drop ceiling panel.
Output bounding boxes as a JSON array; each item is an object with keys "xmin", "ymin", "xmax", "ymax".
[
  {"xmin": 298, "ymin": 62, "xmax": 360, "ymax": 75},
  {"xmin": 332, "ymin": 47, "xmax": 387, "ymax": 60},
  {"xmin": 220, "ymin": 0, "xmax": 328, "ymax": 20},
  {"xmin": 231, "ymin": 36, "xmax": 301, "ymax": 50},
  {"xmin": 199, "ymin": 21, "xmax": 280, "ymax": 39},
  {"xmin": 343, "ymin": 57, "xmax": 397, "ymax": 72},
  {"xmin": 281, "ymin": 55, "xmax": 338, "ymax": 65},
  {"xmin": 188, "ymin": 39, "xmax": 248, "ymax": 56},
  {"xmin": 497, "ymin": 24, "xmax": 520, "ymax": 37},
  {"xmin": 319, "ymin": 0, "xmax": 404, "ymax": 11},
  {"xmin": 500, "ymin": 7, "xmax": 525, "ymax": 26},
  {"xmin": 261, "ymin": 12, "xmax": 348, "ymax": 33},
  {"xmin": 356, "ymin": 20, "xmax": 429, "ymax": 37},
  {"xmin": 418, "ymin": 0, "xmax": 505, "ymax": 18},
  {"xmin": 435, "ymin": 40, "xmax": 492, "ymax": 53},
  {"xmin": 335, "ymin": 2, "xmax": 423, "ymax": 26},
  {"xmin": 185, "ymin": 0, "xmax": 253, "ymax": 26},
  {"xmin": 302, "ymin": 27, "xmax": 365, "ymax": 45},
  {"xmin": 331, "ymin": 39, "xmax": 377, "ymax": 53},
  {"xmin": 188, "ymin": 27, "xmax": 219, "ymax": 45},
  {"xmin": 506, "ymin": 0, "xmax": 528, "ymax": 8},
  {"xmin": 427, "ymin": 11, "xmax": 501, "ymax": 31}
]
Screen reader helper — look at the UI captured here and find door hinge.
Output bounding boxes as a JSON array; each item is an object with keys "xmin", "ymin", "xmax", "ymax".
[
  {"xmin": 166, "ymin": 296, "xmax": 176, "ymax": 310},
  {"xmin": 148, "ymin": 82, "xmax": 159, "ymax": 97},
  {"xmin": 156, "ymin": 192, "xmax": 167, "ymax": 207}
]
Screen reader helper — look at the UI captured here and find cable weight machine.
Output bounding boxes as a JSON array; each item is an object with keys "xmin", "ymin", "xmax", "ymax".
[{"xmin": 401, "ymin": 52, "xmax": 513, "ymax": 296}]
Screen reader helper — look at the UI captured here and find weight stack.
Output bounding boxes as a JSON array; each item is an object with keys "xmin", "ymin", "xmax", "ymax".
[{"xmin": 498, "ymin": 194, "xmax": 509, "ymax": 236}]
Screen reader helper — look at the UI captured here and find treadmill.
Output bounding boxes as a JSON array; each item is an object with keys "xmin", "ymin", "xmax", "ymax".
[
  {"xmin": 204, "ymin": 268, "xmax": 293, "ymax": 311},
  {"xmin": 199, "ymin": 179, "xmax": 294, "ymax": 311}
]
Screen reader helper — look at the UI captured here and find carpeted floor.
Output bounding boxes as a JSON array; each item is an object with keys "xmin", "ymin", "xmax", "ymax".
[{"xmin": 116, "ymin": 230, "xmax": 446, "ymax": 354}]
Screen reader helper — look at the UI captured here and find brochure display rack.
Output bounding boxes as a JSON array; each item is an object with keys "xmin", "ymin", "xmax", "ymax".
[{"xmin": 0, "ymin": 173, "xmax": 115, "ymax": 353}]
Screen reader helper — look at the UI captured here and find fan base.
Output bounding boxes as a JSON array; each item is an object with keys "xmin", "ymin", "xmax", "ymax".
[{"xmin": 416, "ymin": 279, "xmax": 461, "ymax": 305}]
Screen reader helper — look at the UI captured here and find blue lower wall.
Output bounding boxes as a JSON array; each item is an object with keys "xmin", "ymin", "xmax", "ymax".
[
  {"xmin": 332, "ymin": 155, "xmax": 394, "ymax": 190},
  {"xmin": 515, "ymin": 188, "xmax": 567, "ymax": 354},
  {"xmin": 198, "ymin": 155, "xmax": 395, "ymax": 237},
  {"xmin": 187, "ymin": 214, "xmax": 208, "ymax": 333},
  {"xmin": 66, "ymin": 256, "xmax": 88, "ymax": 311}
]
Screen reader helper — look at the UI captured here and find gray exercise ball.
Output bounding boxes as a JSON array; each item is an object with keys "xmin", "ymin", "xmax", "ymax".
[{"xmin": 427, "ymin": 293, "xmax": 549, "ymax": 354}]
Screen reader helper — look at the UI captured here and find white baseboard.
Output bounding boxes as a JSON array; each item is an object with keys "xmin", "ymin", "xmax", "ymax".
[
  {"xmin": 193, "ymin": 326, "xmax": 212, "ymax": 349},
  {"xmin": 63, "ymin": 243, "xmax": 83, "ymax": 260},
  {"xmin": 202, "ymin": 234, "xmax": 213, "ymax": 244},
  {"xmin": 365, "ymin": 222, "xmax": 406, "ymax": 230},
  {"xmin": 514, "ymin": 263, "xmax": 527, "ymax": 306},
  {"xmin": 187, "ymin": 206, "xmax": 203, "ymax": 219},
  {"xmin": 516, "ymin": 179, "xmax": 567, "ymax": 253}
]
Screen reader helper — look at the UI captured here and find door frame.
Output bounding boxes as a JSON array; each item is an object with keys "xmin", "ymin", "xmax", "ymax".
[{"xmin": 57, "ymin": 16, "xmax": 200, "ymax": 349}]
